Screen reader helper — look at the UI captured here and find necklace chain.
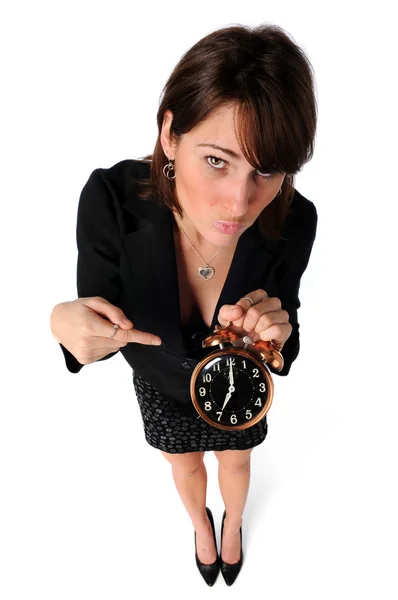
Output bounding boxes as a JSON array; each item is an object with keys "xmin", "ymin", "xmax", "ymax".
[{"xmin": 177, "ymin": 223, "xmax": 224, "ymax": 267}]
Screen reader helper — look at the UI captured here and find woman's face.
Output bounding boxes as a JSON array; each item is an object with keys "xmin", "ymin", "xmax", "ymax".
[{"xmin": 161, "ymin": 104, "xmax": 286, "ymax": 250}]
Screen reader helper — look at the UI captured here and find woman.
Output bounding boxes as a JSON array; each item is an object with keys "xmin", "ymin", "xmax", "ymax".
[{"xmin": 50, "ymin": 23, "xmax": 318, "ymax": 586}]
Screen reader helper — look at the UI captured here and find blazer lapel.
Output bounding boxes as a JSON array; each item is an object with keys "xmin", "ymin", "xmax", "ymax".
[{"xmin": 121, "ymin": 191, "xmax": 187, "ymax": 353}]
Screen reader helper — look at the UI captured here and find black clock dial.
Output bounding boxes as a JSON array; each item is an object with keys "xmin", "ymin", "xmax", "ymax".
[{"xmin": 193, "ymin": 351, "xmax": 270, "ymax": 428}]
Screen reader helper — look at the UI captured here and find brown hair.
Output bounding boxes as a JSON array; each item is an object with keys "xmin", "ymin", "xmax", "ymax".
[{"xmin": 135, "ymin": 23, "xmax": 317, "ymax": 240}]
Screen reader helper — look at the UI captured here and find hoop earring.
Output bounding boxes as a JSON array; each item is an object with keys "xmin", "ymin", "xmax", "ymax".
[{"xmin": 163, "ymin": 157, "xmax": 176, "ymax": 180}]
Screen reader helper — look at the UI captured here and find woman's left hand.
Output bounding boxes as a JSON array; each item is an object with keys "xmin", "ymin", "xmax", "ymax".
[{"xmin": 217, "ymin": 288, "xmax": 292, "ymax": 350}]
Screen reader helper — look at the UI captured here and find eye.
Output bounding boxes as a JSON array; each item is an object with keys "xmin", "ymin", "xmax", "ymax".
[
  {"xmin": 205, "ymin": 155, "xmax": 277, "ymax": 179},
  {"xmin": 206, "ymin": 155, "xmax": 227, "ymax": 170}
]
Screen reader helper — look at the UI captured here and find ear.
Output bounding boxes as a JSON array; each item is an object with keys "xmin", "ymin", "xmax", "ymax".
[{"xmin": 160, "ymin": 109, "xmax": 175, "ymax": 159}]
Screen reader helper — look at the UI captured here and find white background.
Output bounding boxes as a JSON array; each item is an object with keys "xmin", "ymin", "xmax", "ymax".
[{"xmin": 1, "ymin": 1, "xmax": 397, "ymax": 598}]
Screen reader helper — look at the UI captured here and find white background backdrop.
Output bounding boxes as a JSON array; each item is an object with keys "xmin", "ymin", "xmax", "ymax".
[{"xmin": 1, "ymin": 1, "xmax": 397, "ymax": 598}]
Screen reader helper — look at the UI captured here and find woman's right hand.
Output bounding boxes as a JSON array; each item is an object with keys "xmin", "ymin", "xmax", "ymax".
[{"xmin": 50, "ymin": 296, "xmax": 162, "ymax": 365}]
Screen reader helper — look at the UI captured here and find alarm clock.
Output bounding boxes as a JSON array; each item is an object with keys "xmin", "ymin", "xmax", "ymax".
[{"xmin": 190, "ymin": 321, "xmax": 284, "ymax": 431}]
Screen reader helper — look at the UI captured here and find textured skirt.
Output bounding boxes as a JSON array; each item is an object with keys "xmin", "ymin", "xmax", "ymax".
[{"xmin": 133, "ymin": 371, "xmax": 268, "ymax": 454}]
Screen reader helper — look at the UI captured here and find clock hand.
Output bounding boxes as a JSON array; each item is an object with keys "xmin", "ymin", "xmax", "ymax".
[
  {"xmin": 221, "ymin": 364, "xmax": 237, "ymax": 412},
  {"xmin": 221, "ymin": 383, "xmax": 236, "ymax": 411},
  {"xmin": 221, "ymin": 391, "xmax": 231, "ymax": 411}
]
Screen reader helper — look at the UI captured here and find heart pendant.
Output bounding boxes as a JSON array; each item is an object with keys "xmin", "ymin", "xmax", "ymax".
[{"xmin": 198, "ymin": 266, "xmax": 215, "ymax": 280}]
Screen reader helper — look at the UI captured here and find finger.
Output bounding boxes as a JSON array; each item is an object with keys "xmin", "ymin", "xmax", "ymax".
[
  {"xmin": 232, "ymin": 289, "xmax": 271, "ymax": 328},
  {"xmin": 91, "ymin": 315, "xmax": 162, "ymax": 347},
  {"xmin": 218, "ymin": 304, "xmax": 243, "ymax": 327},
  {"xmin": 240, "ymin": 296, "xmax": 282, "ymax": 332},
  {"xmin": 254, "ymin": 307, "xmax": 290, "ymax": 332},
  {"xmin": 88, "ymin": 313, "xmax": 133, "ymax": 344},
  {"xmin": 124, "ymin": 327, "xmax": 162, "ymax": 346},
  {"xmin": 243, "ymin": 307, "xmax": 281, "ymax": 334},
  {"xmin": 258, "ymin": 322, "xmax": 292, "ymax": 346},
  {"xmin": 82, "ymin": 296, "xmax": 134, "ymax": 328},
  {"xmin": 105, "ymin": 322, "xmax": 162, "ymax": 346},
  {"xmin": 239, "ymin": 289, "xmax": 270, "ymax": 306}
]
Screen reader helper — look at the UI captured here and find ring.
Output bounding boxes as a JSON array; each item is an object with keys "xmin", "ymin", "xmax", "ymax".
[
  {"xmin": 109, "ymin": 323, "xmax": 119, "ymax": 339},
  {"xmin": 242, "ymin": 296, "xmax": 254, "ymax": 306}
]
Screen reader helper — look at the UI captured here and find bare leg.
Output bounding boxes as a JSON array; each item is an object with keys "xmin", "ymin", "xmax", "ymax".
[
  {"xmin": 214, "ymin": 448, "xmax": 252, "ymax": 564},
  {"xmin": 160, "ymin": 450, "xmax": 217, "ymax": 564}
]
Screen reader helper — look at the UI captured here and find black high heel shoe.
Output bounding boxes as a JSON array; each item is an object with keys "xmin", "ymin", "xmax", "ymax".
[
  {"xmin": 194, "ymin": 507, "xmax": 220, "ymax": 586},
  {"xmin": 220, "ymin": 509, "xmax": 243, "ymax": 586}
]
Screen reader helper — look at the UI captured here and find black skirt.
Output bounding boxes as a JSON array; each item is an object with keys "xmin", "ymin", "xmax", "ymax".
[{"xmin": 133, "ymin": 371, "xmax": 268, "ymax": 454}]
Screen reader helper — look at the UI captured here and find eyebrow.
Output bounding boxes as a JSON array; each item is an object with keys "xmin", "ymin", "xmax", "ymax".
[{"xmin": 196, "ymin": 143, "xmax": 242, "ymax": 160}]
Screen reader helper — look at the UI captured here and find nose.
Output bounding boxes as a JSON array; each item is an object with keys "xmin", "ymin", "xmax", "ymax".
[{"xmin": 222, "ymin": 180, "xmax": 251, "ymax": 219}]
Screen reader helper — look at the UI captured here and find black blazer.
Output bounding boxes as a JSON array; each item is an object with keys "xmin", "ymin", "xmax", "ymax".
[{"xmin": 59, "ymin": 159, "xmax": 318, "ymax": 404}]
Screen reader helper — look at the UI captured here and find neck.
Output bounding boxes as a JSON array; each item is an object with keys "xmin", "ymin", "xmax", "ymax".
[{"xmin": 172, "ymin": 212, "xmax": 225, "ymax": 255}]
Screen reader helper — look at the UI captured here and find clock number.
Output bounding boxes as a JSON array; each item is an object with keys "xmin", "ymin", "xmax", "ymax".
[
  {"xmin": 204, "ymin": 401, "xmax": 212, "ymax": 411},
  {"xmin": 252, "ymin": 368, "xmax": 259, "ymax": 378},
  {"xmin": 255, "ymin": 397, "xmax": 262, "ymax": 407},
  {"xmin": 199, "ymin": 387, "xmax": 206, "ymax": 397},
  {"xmin": 242, "ymin": 360, "xmax": 247, "ymax": 369},
  {"xmin": 226, "ymin": 357, "xmax": 236, "ymax": 366},
  {"xmin": 202, "ymin": 373, "xmax": 211, "ymax": 383},
  {"xmin": 216, "ymin": 411, "xmax": 222, "ymax": 421},
  {"xmin": 230, "ymin": 414, "xmax": 237, "ymax": 424},
  {"xmin": 259, "ymin": 382, "xmax": 266, "ymax": 393},
  {"xmin": 213, "ymin": 362, "xmax": 220, "ymax": 372}
]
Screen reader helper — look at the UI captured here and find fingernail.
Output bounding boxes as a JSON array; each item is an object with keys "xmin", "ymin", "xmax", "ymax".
[{"xmin": 152, "ymin": 338, "xmax": 162, "ymax": 345}]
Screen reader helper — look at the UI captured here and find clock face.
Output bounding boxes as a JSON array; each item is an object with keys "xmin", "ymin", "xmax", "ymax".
[{"xmin": 191, "ymin": 349, "xmax": 273, "ymax": 430}]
